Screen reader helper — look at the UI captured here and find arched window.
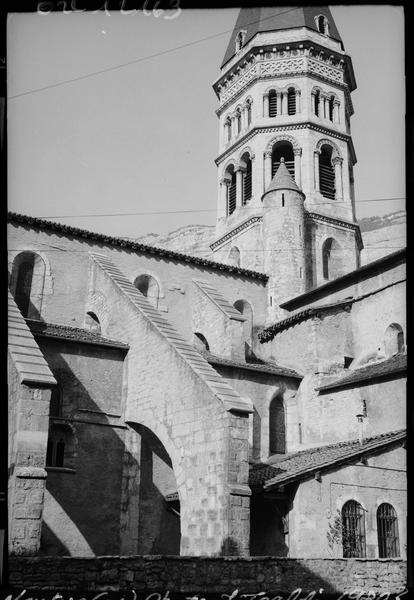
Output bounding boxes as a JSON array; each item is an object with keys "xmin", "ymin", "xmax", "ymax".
[
  {"xmin": 240, "ymin": 152, "xmax": 252, "ymax": 204},
  {"xmin": 316, "ymin": 15, "xmax": 329, "ymax": 35},
  {"xmin": 11, "ymin": 251, "xmax": 46, "ymax": 319},
  {"xmin": 224, "ymin": 117, "xmax": 232, "ymax": 143},
  {"xmin": 193, "ymin": 332, "xmax": 209, "ymax": 352},
  {"xmin": 134, "ymin": 274, "xmax": 160, "ymax": 309},
  {"xmin": 246, "ymin": 100, "xmax": 252, "ymax": 126},
  {"xmin": 49, "ymin": 386, "xmax": 62, "ymax": 418},
  {"xmin": 384, "ymin": 323, "xmax": 405, "ymax": 357},
  {"xmin": 236, "ymin": 109, "xmax": 242, "ymax": 135},
  {"xmin": 234, "ymin": 299, "xmax": 254, "ymax": 359},
  {"xmin": 85, "ymin": 311, "xmax": 101, "ymax": 334},
  {"xmin": 268, "ymin": 89, "xmax": 277, "ymax": 118},
  {"xmin": 269, "ymin": 396, "xmax": 285, "ymax": 455},
  {"xmin": 377, "ymin": 503, "xmax": 400, "ymax": 558},
  {"xmin": 342, "ymin": 500, "xmax": 366, "ymax": 557},
  {"xmin": 225, "ymin": 165, "xmax": 237, "ymax": 215},
  {"xmin": 319, "ymin": 145, "xmax": 335, "ymax": 199},
  {"xmin": 272, "ymin": 142, "xmax": 295, "ymax": 179},
  {"xmin": 328, "ymin": 96, "xmax": 335, "ymax": 122},
  {"xmin": 322, "ymin": 238, "xmax": 342, "ymax": 280},
  {"xmin": 287, "ymin": 87, "xmax": 296, "ymax": 115},
  {"xmin": 228, "ymin": 247, "xmax": 241, "ymax": 267},
  {"xmin": 314, "ymin": 89, "xmax": 320, "ymax": 117},
  {"xmin": 46, "ymin": 424, "xmax": 75, "ymax": 469}
]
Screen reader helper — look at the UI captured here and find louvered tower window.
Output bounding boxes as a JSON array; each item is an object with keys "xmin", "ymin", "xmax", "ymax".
[
  {"xmin": 272, "ymin": 143, "xmax": 295, "ymax": 179},
  {"xmin": 269, "ymin": 396, "xmax": 285, "ymax": 454},
  {"xmin": 315, "ymin": 91, "xmax": 320, "ymax": 116},
  {"xmin": 227, "ymin": 171, "xmax": 237, "ymax": 215},
  {"xmin": 242, "ymin": 158, "xmax": 252, "ymax": 204},
  {"xmin": 342, "ymin": 500, "xmax": 366, "ymax": 558},
  {"xmin": 329, "ymin": 96, "xmax": 335, "ymax": 121},
  {"xmin": 247, "ymin": 101, "xmax": 252, "ymax": 126},
  {"xmin": 287, "ymin": 87, "xmax": 296, "ymax": 115},
  {"xmin": 268, "ymin": 90, "xmax": 277, "ymax": 117},
  {"xmin": 319, "ymin": 146, "xmax": 335, "ymax": 199},
  {"xmin": 236, "ymin": 110, "xmax": 241, "ymax": 135},
  {"xmin": 377, "ymin": 504, "xmax": 400, "ymax": 557}
]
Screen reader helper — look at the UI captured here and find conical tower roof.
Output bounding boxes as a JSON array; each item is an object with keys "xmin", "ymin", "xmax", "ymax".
[
  {"xmin": 264, "ymin": 158, "xmax": 304, "ymax": 196},
  {"xmin": 222, "ymin": 6, "xmax": 342, "ymax": 67}
]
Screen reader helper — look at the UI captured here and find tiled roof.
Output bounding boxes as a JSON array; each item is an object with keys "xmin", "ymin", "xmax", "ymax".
[
  {"xmin": 193, "ymin": 280, "xmax": 246, "ymax": 321},
  {"xmin": 221, "ymin": 6, "xmax": 342, "ymax": 68},
  {"xmin": 91, "ymin": 252, "xmax": 253, "ymax": 415},
  {"xmin": 316, "ymin": 353, "xmax": 406, "ymax": 392},
  {"xmin": 26, "ymin": 319, "xmax": 129, "ymax": 350},
  {"xmin": 258, "ymin": 299, "xmax": 352, "ymax": 343},
  {"xmin": 279, "ymin": 248, "xmax": 406, "ymax": 312},
  {"xmin": 8, "ymin": 212, "xmax": 268, "ymax": 281},
  {"xmin": 8, "ymin": 292, "xmax": 56, "ymax": 386},
  {"xmin": 201, "ymin": 351, "xmax": 302, "ymax": 379},
  {"xmin": 249, "ymin": 429, "xmax": 406, "ymax": 491}
]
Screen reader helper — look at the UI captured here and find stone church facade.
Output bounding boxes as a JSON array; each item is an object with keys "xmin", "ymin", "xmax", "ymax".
[{"xmin": 7, "ymin": 7, "xmax": 406, "ymax": 563}]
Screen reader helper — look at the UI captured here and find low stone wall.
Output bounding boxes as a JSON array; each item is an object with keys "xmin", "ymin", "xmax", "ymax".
[{"xmin": 7, "ymin": 556, "xmax": 407, "ymax": 594}]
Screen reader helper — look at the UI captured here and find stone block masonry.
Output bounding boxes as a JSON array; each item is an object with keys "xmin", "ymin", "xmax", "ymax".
[{"xmin": 7, "ymin": 556, "xmax": 407, "ymax": 594}]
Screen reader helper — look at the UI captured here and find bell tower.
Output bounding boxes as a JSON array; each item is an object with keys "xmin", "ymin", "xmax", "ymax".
[{"xmin": 210, "ymin": 6, "xmax": 363, "ymax": 311}]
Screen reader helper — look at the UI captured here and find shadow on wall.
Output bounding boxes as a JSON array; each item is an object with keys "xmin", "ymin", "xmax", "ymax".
[
  {"xmin": 38, "ymin": 345, "xmax": 180, "ymax": 557},
  {"xmin": 128, "ymin": 423, "xmax": 181, "ymax": 555}
]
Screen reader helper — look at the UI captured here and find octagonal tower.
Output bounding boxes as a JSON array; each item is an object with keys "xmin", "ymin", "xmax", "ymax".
[{"xmin": 210, "ymin": 6, "xmax": 363, "ymax": 317}]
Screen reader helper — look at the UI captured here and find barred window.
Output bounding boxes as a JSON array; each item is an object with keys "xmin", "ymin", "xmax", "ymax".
[
  {"xmin": 377, "ymin": 503, "xmax": 400, "ymax": 558},
  {"xmin": 342, "ymin": 500, "xmax": 366, "ymax": 558}
]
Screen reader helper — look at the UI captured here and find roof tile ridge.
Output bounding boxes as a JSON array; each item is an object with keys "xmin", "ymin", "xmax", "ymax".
[{"xmin": 193, "ymin": 279, "xmax": 246, "ymax": 322}]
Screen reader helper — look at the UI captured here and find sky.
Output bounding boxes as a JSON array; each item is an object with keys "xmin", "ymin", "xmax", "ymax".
[{"xmin": 7, "ymin": 5, "xmax": 405, "ymax": 239}]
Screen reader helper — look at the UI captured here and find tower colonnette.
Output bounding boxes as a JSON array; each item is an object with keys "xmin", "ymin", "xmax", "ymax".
[{"xmin": 210, "ymin": 6, "xmax": 363, "ymax": 319}]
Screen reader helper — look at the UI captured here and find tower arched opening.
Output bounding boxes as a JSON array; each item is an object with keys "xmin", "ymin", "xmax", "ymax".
[
  {"xmin": 224, "ymin": 164, "xmax": 237, "ymax": 215},
  {"xmin": 271, "ymin": 142, "xmax": 295, "ymax": 179},
  {"xmin": 240, "ymin": 152, "xmax": 252, "ymax": 204},
  {"xmin": 268, "ymin": 89, "xmax": 277, "ymax": 118},
  {"xmin": 319, "ymin": 144, "xmax": 335, "ymax": 199},
  {"xmin": 287, "ymin": 87, "xmax": 297, "ymax": 115}
]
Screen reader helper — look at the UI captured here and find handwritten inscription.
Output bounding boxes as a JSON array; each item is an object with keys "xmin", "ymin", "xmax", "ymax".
[{"xmin": 1, "ymin": 588, "xmax": 409, "ymax": 600}]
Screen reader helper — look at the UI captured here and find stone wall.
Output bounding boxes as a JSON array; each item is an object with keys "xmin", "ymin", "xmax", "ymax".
[{"xmin": 7, "ymin": 555, "xmax": 407, "ymax": 594}]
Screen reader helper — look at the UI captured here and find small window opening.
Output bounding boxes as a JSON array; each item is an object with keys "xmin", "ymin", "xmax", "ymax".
[
  {"xmin": 268, "ymin": 90, "xmax": 277, "ymax": 118},
  {"xmin": 314, "ymin": 90, "xmax": 320, "ymax": 117},
  {"xmin": 287, "ymin": 87, "xmax": 296, "ymax": 115},
  {"xmin": 282, "ymin": 193, "xmax": 285, "ymax": 207},
  {"xmin": 344, "ymin": 356, "xmax": 353, "ymax": 369}
]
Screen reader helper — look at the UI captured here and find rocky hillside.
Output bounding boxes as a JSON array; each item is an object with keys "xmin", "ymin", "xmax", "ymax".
[
  {"xmin": 135, "ymin": 211, "xmax": 406, "ymax": 265},
  {"xmin": 359, "ymin": 211, "xmax": 406, "ymax": 265}
]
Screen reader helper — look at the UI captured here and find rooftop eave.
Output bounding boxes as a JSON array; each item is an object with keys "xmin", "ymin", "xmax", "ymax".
[{"xmin": 279, "ymin": 248, "xmax": 406, "ymax": 312}]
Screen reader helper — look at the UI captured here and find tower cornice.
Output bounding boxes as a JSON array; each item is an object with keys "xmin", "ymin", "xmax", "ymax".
[
  {"xmin": 214, "ymin": 40, "xmax": 355, "ymax": 109},
  {"xmin": 215, "ymin": 123, "xmax": 357, "ymax": 167}
]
